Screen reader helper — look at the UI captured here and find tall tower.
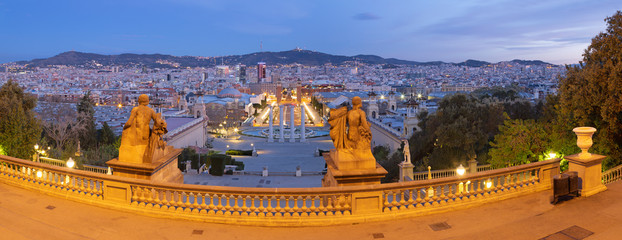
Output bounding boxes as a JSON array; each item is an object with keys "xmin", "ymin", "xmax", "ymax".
[
  {"xmin": 237, "ymin": 64, "xmax": 246, "ymax": 84},
  {"xmin": 367, "ymin": 92, "xmax": 379, "ymax": 119},
  {"xmin": 257, "ymin": 62, "xmax": 266, "ymax": 82},
  {"xmin": 388, "ymin": 91, "xmax": 397, "ymax": 111}
]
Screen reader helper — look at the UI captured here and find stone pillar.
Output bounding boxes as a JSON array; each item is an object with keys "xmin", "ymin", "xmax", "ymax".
[
  {"xmin": 468, "ymin": 158, "xmax": 478, "ymax": 174},
  {"xmin": 399, "ymin": 161, "xmax": 414, "ymax": 182},
  {"xmin": 279, "ymin": 105, "xmax": 285, "ymax": 142},
  {"xmin": 268, "ymin": 105, "xmax": 274, "ymax": 142},
  {"xmin": 289, "ymin": 105, "xmax": 296, "ymax": 142},
  {"xmin": 300, "ymin": 105, "xmax": 306, "ymax": 142},
  {"xmin": 565, "ymin": 127, "xmax": 607, "ymax": 197}
]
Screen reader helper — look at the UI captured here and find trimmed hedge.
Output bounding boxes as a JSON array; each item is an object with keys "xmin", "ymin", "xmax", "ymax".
[
  {"xmin": 208, "ymin": 154, "xmax": 245, "ymax": 176},
  {"xmin": 226, "ymin": 149, "xmax": 253, "ymax": 156}
]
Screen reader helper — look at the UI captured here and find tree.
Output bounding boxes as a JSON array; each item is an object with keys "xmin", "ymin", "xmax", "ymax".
[
  {"xmin": 98, "ymin": 122, "xmax": 116, "ymax": 145},
  {"xmin": 0, "ymin": 80, "xmax": 41, "ymax": 159},
  {"xmin": 76, "ymin": 91, "xmax": 97, "ymax": 149},
  {"xmin": 408, "ymin": 94, "xmax": 505, "ymax": 169},
  {"xmin": 558, "ymin": 11, "xmax": 622, "ymax": 169},
  {"xmin": 488, "ymin": 116, "xmax": 548, "ymax": 168}
]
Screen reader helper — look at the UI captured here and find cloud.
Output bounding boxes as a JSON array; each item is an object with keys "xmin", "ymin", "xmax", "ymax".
[{"xmin": 353, "ymin": 12, "xmax": 380, "ymax": 21}]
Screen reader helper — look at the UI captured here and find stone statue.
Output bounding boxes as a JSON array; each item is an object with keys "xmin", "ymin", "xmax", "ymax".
[
  {"xmin": 119, "ymin": 94, "xmax": 168, "ymax": 164},
  {"xmin": 328, "ymin": 96, "xmax": 375, "ymax": 169},
  {"xmin": 403, "ymin": 139, "xmax": 411, "ymax": 163}
]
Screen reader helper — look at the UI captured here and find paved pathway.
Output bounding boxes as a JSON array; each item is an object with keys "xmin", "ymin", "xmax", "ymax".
[{"xmin": 2, "ymin": 180, "xmax": 622, "ymax": 239}]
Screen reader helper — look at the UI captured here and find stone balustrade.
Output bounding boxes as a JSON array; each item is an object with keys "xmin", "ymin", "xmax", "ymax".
[
  {"xmin": 411, "ymin": 164, "xmax": 494, "ymax": 181},
  {"xmin": 0, "ymin": 154, "xmax": 560, "ymax": 226},
  {"xmin": 602, "ymin": 164, "xmax": 622, "ymax": 184}
]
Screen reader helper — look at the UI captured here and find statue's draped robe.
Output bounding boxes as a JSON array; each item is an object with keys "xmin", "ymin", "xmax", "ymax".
[{"xmin": 329, "ymin": 106, "xmax": 348, "ymax": 150}]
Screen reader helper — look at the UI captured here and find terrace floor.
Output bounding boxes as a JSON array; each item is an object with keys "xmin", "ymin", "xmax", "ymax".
[{"xmin": 2, "ymin": 180, "xmax": 622, "ymax": 239}]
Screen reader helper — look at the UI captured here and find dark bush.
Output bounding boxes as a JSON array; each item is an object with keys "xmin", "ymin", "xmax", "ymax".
[{"xmin": 225, "ymin": 149, "xmax": 253, "ymax": 156}]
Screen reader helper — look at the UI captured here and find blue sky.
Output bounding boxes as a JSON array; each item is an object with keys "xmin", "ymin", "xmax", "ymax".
[{"xmin": 0, "ymin": 0, "xmax": 620, "ymax": 64}]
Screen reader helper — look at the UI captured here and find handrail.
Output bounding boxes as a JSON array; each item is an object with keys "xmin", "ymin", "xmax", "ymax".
[
  {"xmin": 165, "ymin": 116, "xmax": 205, "ymax": 138},
  {"xmin": 367, "ymin": 117, "xmax": 402, "ymax": 138},
  {"xmin": 0, "ymin": 154, "xmax": 560, "ymax": 226},
  {"xmin": 411, "ymin": 164, "xmax": 494, "ymax": 181},
  {"xmin": 602, "ymin": 164, "xmax": 622, "ymax": 184}
]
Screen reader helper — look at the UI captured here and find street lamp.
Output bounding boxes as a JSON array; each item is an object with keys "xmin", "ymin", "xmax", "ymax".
[
  {"xmin": 66, "ymin": 157, "xmax": 75, "ymax": 169},
  {"xmin": 456, "ymin": 164, "xmax": 466, "ymax": 176}
]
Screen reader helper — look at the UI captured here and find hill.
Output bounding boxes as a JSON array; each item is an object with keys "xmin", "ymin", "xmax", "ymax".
[{"xmin": 14, "ymin": 49, "xmax": 554, "ymax": 68}]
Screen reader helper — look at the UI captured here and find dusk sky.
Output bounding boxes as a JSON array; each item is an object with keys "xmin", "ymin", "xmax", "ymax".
[{"xmin": 1, "ymin": 0, "xmax": 621, "ymax": 64}]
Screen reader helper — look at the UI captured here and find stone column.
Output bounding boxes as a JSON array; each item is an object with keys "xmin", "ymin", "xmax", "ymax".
[
  {"xmin": 289, "ymin": 105, "xmax": 296, "ymax": 142},
  {"xmin": 399, "ymin": 161, "xmax": 414, "ymax": 182},
  {"xmin": 300, "ymin": 105, "xmax": 306, "ymax": 142},
  {"xmin": 268, "ymin": 105, "xmax": 274, "ymax": 142},
  {"xmin": 566, "ymin": 127, "xmax": 607, "ymax": 197},
  {"xmin": 279, "ymin": 105, "xmax": 285, "ymax": 142}
]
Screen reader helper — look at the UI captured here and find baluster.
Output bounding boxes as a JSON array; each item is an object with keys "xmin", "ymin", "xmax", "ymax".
[
  {"xmin": 131, "ymin": 186, "xmax": 140, "ymax": 205},
  {"xmin": 318, "ymin": 196, "xmax": 326, "ymax": 215},
  {"xmin": 240, "ymin": 195, "xmax": 248, "ymax": 216},
  {"xmin": 309, "ymin": 196, "xmax": 318, "ymax": 216},
  {"xmin": 167, "ymin": 190, "xmax": 177, "ymax": 211},
  {"xmin": 250, "ymin": 196, "xmax": 258, "ymax": 216},
  {"xmin": 260, "ymin": 196, "xmax": 267, "ymax": 216},
  {"xmin": 343, "ymin": 194, "xmax": 351, "ymax": 215},
  {"xmin": 384, "ymin": 190, "xmax": 392, "ymax": 208},
  {"xmin": 439, "ymin": 185, "xmax": 447, "ymax": 205},
  {"xmin": 274, "ymin": 196, "xmax": 282, "ymax": 216},
  {"xmin": 207, "ymin": 193, "xmax": 216, "ymax": 214},
  {"xmin": 224, "ymin": 194, "xmax": 233, "ymax": 215},
  {"xmin": 447, "ymin": 184, "xmax": 456, "ymax": 203}
]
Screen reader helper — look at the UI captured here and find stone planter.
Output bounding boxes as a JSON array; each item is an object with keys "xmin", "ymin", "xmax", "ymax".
[{"xmin": 573, "ymin": 127, "xmax": 596, "ymax": 159}]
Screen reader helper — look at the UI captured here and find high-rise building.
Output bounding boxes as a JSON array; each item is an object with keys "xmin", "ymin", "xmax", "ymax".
[
  {"xmin": 237, "ymin": 64, "xmax": 246, "ymax": 84},
  {"xmin": 201, "ymin": 72, "xmax": 208, "ymax": 82},
  {"xmin": 257, "ymin": 62, "xmax": 266, "ymax": 82}
]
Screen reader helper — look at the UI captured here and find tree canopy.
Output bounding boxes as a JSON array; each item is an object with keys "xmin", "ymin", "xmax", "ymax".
[
  {"xmin": 0, "ymin": 80, "xmax": 41, "ymax": 159},
  {"xmin": 558, "ymin": 10, "xmax": 622, "ymax": 169}
]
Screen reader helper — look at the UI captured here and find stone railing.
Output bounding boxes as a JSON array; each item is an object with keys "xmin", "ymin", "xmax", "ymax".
[
  {"xmin": 165, "ymin": 116, "xmax": 205, "ymax": 139},
  {"xmin": 367, "ymin": 117, "xmax": 402, "ymax": 138},
  {"xmin": 602, "ymin": 164, "xmax": 622, "ymax": 185},
  {"xmin": 0, "ymin": 154, "xmax": 559, "ymax": 226},
  {"xmin": 83, "ymin": 164, "xmax": 109, "ymax": 174},
  {"xmin": 412, "ymin": 164, "xmax": 493, "ymax": 181},
  {"xmin": 38, "ymin": 156, "xmax": 66, "ymax": 167}
]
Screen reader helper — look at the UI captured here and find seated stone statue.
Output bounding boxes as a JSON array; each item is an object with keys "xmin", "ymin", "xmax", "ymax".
[
  {"xmin": 119, "ymin": 94, "xmax": 168, "ymax": 164},
  {"xmin": 328, "ymin": 96, "xmax": 376, "ymax": 169}
]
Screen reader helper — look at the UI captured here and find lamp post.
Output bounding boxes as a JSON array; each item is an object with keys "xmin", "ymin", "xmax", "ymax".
[
  {"xmin": 34, "ymin": 144, "xmax": 40, "ymax": 162},
  {"xmin": 457, "ymin": 164, "xmax": 466, "ymax": 194},
  {"xmin": 66, "ymin": 157, "xmax": 75, "ymax": 169}
]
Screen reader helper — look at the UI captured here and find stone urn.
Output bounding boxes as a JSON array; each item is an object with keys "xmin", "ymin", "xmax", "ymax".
[{"xmin": 573, "ymin": 127, "xmax": 597, "ymax": 159}]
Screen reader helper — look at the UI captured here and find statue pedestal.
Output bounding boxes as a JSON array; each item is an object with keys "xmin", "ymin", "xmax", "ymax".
[
  {"xmin": 106, "ymin": 147, "xmax": 184, "ymax": 184},
  {"xmin": 565, "ymin": 153, "xmax": 607, "ymax": 197},
  {"xmin": 322, "ymin": 150, "xmax": 387, "ymax": 187}
]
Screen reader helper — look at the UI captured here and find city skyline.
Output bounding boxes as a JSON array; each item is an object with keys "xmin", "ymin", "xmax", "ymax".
[{"xmin": 1, "ymin": 0, "xmax": 621, "ymax": 64}]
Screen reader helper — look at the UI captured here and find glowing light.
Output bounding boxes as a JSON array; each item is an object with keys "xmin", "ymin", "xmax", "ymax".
[
  {"xmin": 547, "ymin": 152, "xmax": 557, "ymax": 159},
  {"xmin": 36, "ymin": 171, "xmax": 42, "ymax": 178},
  {"xmin": 251, "ymin": 143, "xmax": 254, "ymax": 147},
  {"xmin": 34, "ymin": 144, "xmax": 39, "ymax": 150},
  {"xmin": 226, "ymin": 145, "xmax": 230, "ymax": 148},
  {"xmin": 233, "ymin": 128, "xmax": 238, "ymax": 132},
  {"xmin": 485, "ymin": 179, "xmax": 492, "ymax": 189},
  {"xmin": 456, "ymin": 164, "xmax": 466, "ymax": 176},
  {"xmin": 66, "ymin": 157, "xmax": 75, "ymax": 168},
  {"xmin": 117, "ymin": 103, "xmax": 122, "ymax": 108},
  {"xmin": 401, "ymin": 95, "xmax": 405, "ymax": 99},
  {"xmin": 417, "ymin": 94, "xmax": 422, "ymax": 99}
]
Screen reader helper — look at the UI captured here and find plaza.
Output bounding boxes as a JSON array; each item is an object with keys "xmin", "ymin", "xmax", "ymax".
[{"xmin": 183, "ymin": 127, "xmax": 334, "ymax": 188}]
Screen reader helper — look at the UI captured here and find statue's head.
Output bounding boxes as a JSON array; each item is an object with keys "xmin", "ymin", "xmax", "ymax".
[
  {"xmin": 352, "ymin": 96, "xmax": 362, "ymax": 107},
  {"xmin": 138, "ymin": 94, "xmax": 149, "ymax": 106}
]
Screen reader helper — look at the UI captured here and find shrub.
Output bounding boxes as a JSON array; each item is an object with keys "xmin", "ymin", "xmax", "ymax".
[{"xmin": 225, "ymin": 149, "xmax": 253, "ymax": 156}]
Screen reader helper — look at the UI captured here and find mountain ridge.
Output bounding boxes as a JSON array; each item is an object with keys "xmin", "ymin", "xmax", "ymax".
[{"xmin": 14, "ymin": 49, "xmax": 556, "ymax": 68}]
